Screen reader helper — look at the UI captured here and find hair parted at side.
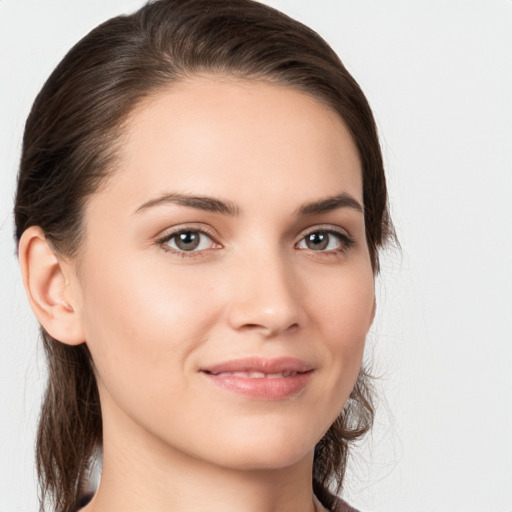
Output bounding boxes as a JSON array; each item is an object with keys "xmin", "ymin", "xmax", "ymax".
[{"xmin": 14, "ymin": 1, "xmax": 394, "ymax": 511}]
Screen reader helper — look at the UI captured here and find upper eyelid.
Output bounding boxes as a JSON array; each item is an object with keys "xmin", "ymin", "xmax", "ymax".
[
  {"xmin": 156, "ymin": 223, "xmax": 220, "ymax": 242},
  {"xmin": 296, "ymin": 224, "xmax": 352, "ymax": 240}
]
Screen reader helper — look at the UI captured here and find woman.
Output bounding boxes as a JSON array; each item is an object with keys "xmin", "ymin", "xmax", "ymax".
[{"xmin": 15, "ymin": 1, "xmax": 393, "ymax": 511}]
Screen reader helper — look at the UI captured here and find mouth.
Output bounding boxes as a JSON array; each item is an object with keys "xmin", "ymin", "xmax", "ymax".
[
  {"xmin": 204, "ymin": 370, "xmax": 304, "ymax": 378},
  {"xmin": 200, "ymin": 357, "xmax": 314, "ymax": 400}
]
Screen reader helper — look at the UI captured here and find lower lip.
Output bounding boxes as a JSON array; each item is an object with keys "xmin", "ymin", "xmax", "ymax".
[{"xmin": 202, "ymin": 371, "xmax": 313, "ymax": 400}]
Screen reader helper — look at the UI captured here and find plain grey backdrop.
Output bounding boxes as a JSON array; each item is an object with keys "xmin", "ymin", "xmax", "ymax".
[{"xmin": 1, "ymin": 1, "xmax": 511, "ymax": 511}]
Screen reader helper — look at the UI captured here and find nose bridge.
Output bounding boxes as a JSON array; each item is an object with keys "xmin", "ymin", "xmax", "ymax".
[{"xmin": 227, "ymin": 242, "xmax": 303, "ymax": 335}]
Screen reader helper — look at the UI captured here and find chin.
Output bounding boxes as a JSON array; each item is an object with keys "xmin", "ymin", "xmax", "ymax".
[
  {"xmin": 216, "ymin": 445, "xmax": 314, "ymax": 472},
  {"xmin": 203, "ymin": 423, "xmax": 320, "ymax": 471}
]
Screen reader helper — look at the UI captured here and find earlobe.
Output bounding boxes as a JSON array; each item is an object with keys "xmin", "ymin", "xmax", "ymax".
[{"xmin": 18, "ymin": 226, "xmax": 85, "ymax": 346}]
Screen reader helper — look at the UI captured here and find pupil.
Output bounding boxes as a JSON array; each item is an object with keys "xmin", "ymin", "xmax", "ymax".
[
  {"xmin": 307, "ymin": 232, "xmax": 328, "ymax": 250},
  {"xmin": 176, "ymin": 231, "xmax": 200, "ymax": 250}
]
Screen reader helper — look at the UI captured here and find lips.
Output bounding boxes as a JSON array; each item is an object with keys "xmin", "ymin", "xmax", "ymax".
[
  {"xmin": 200, "ymin": 357, "xmax": 314, "ymax": 400},
  {"xmin": 209, "ymin": 370, "xmax": 300, "ymax": 378}
]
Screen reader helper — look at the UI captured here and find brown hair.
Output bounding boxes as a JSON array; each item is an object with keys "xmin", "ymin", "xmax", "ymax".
[{"xmin": 14, "ymin": 1, "xmax": 393, "ymax": 510}]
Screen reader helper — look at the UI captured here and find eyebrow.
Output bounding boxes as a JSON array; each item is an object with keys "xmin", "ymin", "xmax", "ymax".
[
  {"xmin": 134, "ymin": 191, "xmax": 363, "ymax": 217},
  {"xmin": 297, "ymin": 193, "xmax": 364, "ymax": 216},
  {"xmin": 134, "ymin": 192, "xmax": 240, "ymax": 216}
]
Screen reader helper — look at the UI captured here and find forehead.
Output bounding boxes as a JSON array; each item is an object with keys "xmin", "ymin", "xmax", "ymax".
[{"xmin": 98, "ymin": 76, "xmax": 363, "ymax": 211}]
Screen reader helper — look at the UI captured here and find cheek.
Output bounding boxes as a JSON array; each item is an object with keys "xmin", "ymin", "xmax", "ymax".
[
  {"xmin": 310, "ymin": 262, "xmax": 374, "ymax": 383},
  {"xmin": 77, "ymin": 254, "xmax": 222, "ymax": 393}
]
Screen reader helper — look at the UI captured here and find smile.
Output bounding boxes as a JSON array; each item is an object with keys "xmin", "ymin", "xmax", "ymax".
[{"xmin": 200, "ymin": 357, "xmax": 314, "ymax": 400}]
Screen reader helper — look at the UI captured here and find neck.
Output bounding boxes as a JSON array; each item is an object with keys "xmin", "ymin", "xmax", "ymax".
[
  {"xmin": 83, "ymin": 396, "xmax": 321, "ymax": 512},
  {"xmin": 88, "ymin": 447, "xmax": 318, "ymax": 512}
]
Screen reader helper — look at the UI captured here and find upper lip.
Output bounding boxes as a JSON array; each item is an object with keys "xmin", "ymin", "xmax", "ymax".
[{"xmin": 201, "ymin": 357, "xmax": 314, "ymax": 375}]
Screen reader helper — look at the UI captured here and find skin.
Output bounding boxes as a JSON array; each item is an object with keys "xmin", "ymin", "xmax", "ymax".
[{"xmin": 20, "ymin": 76, "xmax": 375, "ymax": 512}]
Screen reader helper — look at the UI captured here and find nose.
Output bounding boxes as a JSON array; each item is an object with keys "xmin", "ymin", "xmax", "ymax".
[{"xmin": 226, "ymin": 250, "xmax": 305, "ymax": 337}]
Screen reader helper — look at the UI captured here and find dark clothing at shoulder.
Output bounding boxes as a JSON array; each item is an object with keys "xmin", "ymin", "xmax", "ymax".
[
  {"xmin": 73, "ymin": 492, "xmax": 94, "ymax": 511},
  {"xmin": 333, "ymin": 496, "xmax": 361, "ymax": 512}
]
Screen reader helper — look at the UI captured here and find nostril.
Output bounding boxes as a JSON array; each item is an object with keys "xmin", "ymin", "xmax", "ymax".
[{"xmin": 238, "ymin": 321, "xmax": 300, "ymax": 336}]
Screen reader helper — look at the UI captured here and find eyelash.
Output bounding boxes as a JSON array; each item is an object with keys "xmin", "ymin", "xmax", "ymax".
[
  {"xmin": 156, "ymin": 225, "xmax": 355, "ymax": 259},
  {"xmin": 295, "ymin": 227, "xmax": 355, "ymax": 255},
  {"xmin": 156, "ymin": 226, "xmax": 221, "ymax": 259}
]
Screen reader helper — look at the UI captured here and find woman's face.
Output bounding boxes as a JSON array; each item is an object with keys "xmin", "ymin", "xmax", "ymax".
[{"xmin": 72, "ymin": 77, "xmax": 375, "ymax": 471}]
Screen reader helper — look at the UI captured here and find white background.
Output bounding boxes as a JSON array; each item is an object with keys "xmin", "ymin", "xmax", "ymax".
[{"xmin": 1, "ymin": 1, "xmax": 511, "ymax": 511}]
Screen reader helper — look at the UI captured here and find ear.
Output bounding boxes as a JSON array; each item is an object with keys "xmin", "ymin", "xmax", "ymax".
[{"xmin": 18, "ymin": 226, "xmax": 85, "ymax": 346}]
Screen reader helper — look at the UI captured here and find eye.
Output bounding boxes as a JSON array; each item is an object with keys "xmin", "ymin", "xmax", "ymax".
[
  {"xmin": 296, "ymin": 229, "xmax": 354, "ymax": 253},
  {"xmin": 160, "ymin": 229, "xmax": 217, "ymax": 254}
]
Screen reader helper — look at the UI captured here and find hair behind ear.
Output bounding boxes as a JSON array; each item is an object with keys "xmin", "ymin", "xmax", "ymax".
[
  {"xmin": 313, "ymin": 366, "xmax": 374, "ymax": 501},
  {"xmin": 36, "ymin": 335, "xmax": 101, "ymax": 512}
]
